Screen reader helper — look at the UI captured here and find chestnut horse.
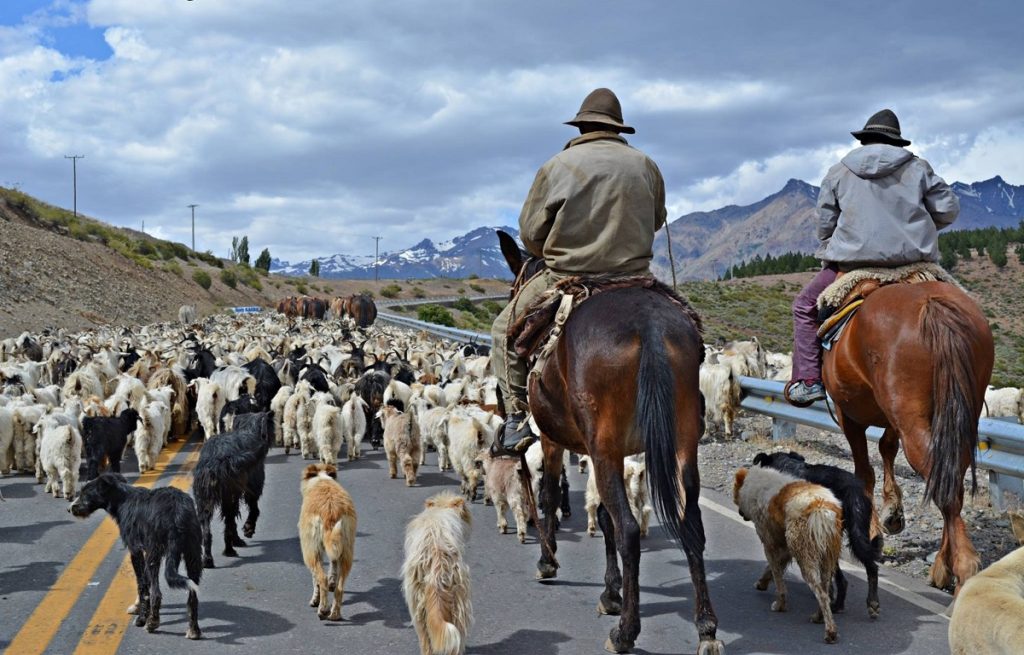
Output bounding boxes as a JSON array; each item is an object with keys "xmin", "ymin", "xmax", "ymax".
[
  {"xmin": 497, "ymin": 231, "xmax": 723, "ymax": 655},
  {"xmin": 822, "ymin": 281, "xmax": 993, "ymax": 592}
]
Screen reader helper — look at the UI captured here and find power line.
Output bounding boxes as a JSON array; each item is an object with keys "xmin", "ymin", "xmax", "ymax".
[
  {"xmin": 64, "ymin": 155, "xmax": 84, "ymax": 217},
  {"xmin": 372, "ymin": 236, "xmax": 383, "ymax": 282},
  {"xmin": 188, "ymin": 204, "xmax": 199, "ymax": 251}
]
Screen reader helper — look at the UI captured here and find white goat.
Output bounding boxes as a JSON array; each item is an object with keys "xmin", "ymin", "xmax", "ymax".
[
  {"xmin": 446, "ymin": 409, "xmax": 489, "ymax": 501},
  {"xmin": 583, "ymin": 454, "xmax": 652, "ymax": 538},
  {"xmin": 312, "ymin": 402, "xmax": 344, "ymax": 467},
  {"xmin": 699, "ymin": 362, "xmax": 740, "ymax": 437},
  {"xmin": 340, "ymin": 395, "xmax": 368, "ymax": 461},
  {"xmin": 195, "ymin": 379, "xmax": 225, "ymax": 439},
  {"xmin": 135, "ymin": 401, "xmax": 168, "ymax": 472},
  {"xmin": 270, "ymin": 385, "xmax": 293, "ymax": 447},
  {"xmin": 37, "ymin": 420, "xmax": 82, "ymax": 499},
  {"xmin": 480, "ymin": 452, "xmax": 529, "ymax": 542}
]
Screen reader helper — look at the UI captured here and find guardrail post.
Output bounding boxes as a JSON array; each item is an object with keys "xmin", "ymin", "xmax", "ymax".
[
  {"xmin": 987, "ymin": 470, "xmax": 1024, "ymax": 513},
  {"xmin": 771, "ymin": 418, "xmax": 797, "ymax": 441}
]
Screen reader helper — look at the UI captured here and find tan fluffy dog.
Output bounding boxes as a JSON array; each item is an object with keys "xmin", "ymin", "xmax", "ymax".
[
  {"xmin": 298, "ymin": 463, "xmax": 357, "ymax": 621},
  {"xmin": 402, "ymin": 491, "xmax": 473, "ymax": 655},
  {"xmin": 948, "ymin": 513, "xmax": 1024, "ymax": 654},
  {"xmin": 734, "ymin": 466, "xmax": 844, "ymax": 644}
]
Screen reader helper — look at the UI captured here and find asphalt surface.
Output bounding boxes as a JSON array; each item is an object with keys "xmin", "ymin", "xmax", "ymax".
[{"xmin": 1, "ymin": 435, "xmax": 955, "ymax": 655}]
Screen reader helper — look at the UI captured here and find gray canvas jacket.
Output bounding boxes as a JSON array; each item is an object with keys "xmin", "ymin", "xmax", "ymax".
[
  {"xmin": 519, "ymin": 131, "xmax": 667, "ymax": 275},
  {"xmin": 816, "ymin": 144, "xmax": 959, "ymax": 268}
]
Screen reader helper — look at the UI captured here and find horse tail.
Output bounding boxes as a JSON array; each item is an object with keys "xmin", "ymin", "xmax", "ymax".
[
  {"xmin": 637, "ymin": 323, "xmax": 688, "ymax": 547},
  {"xmin": 920, "ymin": 297, "xmax": 981, "ymax": 508}
]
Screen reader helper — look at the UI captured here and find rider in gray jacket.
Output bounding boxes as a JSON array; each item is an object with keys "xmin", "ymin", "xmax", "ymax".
[{"xmin": 788, "ymin": 109, "xmax": 960, "ymax": 405}]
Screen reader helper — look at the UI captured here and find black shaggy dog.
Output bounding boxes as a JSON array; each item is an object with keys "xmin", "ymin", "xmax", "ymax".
[
  {"xmin": 753, "ymin": 450, "xmax": 883, "ymax": 617},
  {"xmin": 69, "ymin": 473, "xmax": 202, "ymax": 639},
  {"xmin": 82, "ymin": 408, "xmax": 141, "ymax": 481},
  {"xmin": 192, "ymin": 412, "xmax": 273, "ymax": 568}
]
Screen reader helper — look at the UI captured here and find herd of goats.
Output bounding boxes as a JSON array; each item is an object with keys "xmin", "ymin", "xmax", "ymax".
[{"xmin": 2, "ymin": 296, "xmax": 1024, "ymax": 654}]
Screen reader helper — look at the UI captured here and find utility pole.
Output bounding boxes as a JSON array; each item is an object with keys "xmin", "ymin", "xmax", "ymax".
[
  {"xmin": 64, "ymin": 155, "xmax": 84, "ymax": 217},
  {"xmin": 188, "ymin": 204, "xmax": 199, "ymax": 251},
  {"xmin": 372, "ymin": 236, "xmax": 382, "ymax": 282}
]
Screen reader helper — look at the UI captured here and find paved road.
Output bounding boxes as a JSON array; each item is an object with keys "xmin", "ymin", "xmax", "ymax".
[{"xmin": 1, "ymin": 434, "xmax": 954, "ymax": 655}]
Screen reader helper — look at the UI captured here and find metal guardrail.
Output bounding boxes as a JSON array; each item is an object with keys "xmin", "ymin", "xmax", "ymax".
[
  {"xmin": 376, "ymin": 311, "xmax": 491, "ymax": 344},
  {"xmin": 740, "ymin": 376, "xmax": 1024, "ymax": 511},
  {"xmin": 377, "ymin": 294, "xmax": 507, "ymax": 308}
]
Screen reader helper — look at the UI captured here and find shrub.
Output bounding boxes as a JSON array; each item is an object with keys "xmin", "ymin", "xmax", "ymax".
[
  {"xmin": 359, "ymin": 289, "xmax": 374, "ymax": 298},
  {"xmin": 295, "ymin": 282, "xmax": 308, "ymax": 295},
  {"xmin": 482, "ymin": 300, "xmax": 503, "ymax": 315},
  {"xmin": 411, "ymin": 286, "xmax": 426, "ymax": 298},
  {"xmin": 469, "ymin": 283, "xmax": 485, "ymax": 294},
  {"xmin": 192, "ymin": 270, "xmax": 212, "ymax": 290},
  {"xmin": 417, "ymin": 304, "xmax": 455, "ymax": 327},
  {"xmin": 220, "ymin": 268, "xmax": 238, "ymax": 289},
  {"xmin": 380, "ymin": 284, "xmax": 402, "ymax": 299},
  {"xmin": 237, "ymin": 266, "xmax": 262, "ymax": 290},
  {"xmin": 163, "ymin": 261, "xmax": 183, "ymax": 277},
  {"xmin": 467, "ymin": 273, "xmax": 479, "ymax": 280},
  {"xmin": 453, "ymin": 297, "xmax": 475, "ymax": 312}
]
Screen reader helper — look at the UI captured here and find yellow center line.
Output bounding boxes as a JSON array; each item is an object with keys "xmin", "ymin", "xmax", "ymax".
[
  {"xmin": 72, "ymin": 446, "xmax": 202, "ymax": 655},
  {"xmin": 4, "ymin": 436, "xmax": 194, "ymax": 655}
]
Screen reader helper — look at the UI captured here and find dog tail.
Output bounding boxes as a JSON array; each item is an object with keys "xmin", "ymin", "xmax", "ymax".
[
  {"xmin": 842, "ymin": 488, "xmax": 883, "ymax": 565},
  {"xmin": 424, "ymin": 587, "xmax": 462, "ymax": 655},
  {"xmin": 805, "ymin": 496, "xmax": 844, "ymax": 565},
  {"xmin": 325, "ymin": 516, "xmax": 356, "ymax": 592},
  {"xmin": 166, "ymin": 505, "xmax": 204, "ymax": 591}
]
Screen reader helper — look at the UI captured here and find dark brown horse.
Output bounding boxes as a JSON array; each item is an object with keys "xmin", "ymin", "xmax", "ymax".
[
  {"xmin": 497, "ymin": 231, "xmax": 723, "ymax": 654},
  {"xmin": 822, "ymin": 281, "xmax": 993, "ymax": 593},
  {"xmin": 348, "ymin": 294, "xmax": 377, "ymax": 328}
]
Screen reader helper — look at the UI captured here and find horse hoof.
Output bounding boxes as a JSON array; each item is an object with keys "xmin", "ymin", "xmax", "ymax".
[
  {"xmin": 882, "ymin": 508, "xmax": 905, "ymax": 535},
  {"xmin": 697, "ymin": 640, "xmax": 726, "ymax": 655},
  {"xmin": 597, "ymin": 596, "xmax": 622, "ymax": 616},
  {"xmin": 604, "ymin": 629, "xmax": 634, "ymax": 654},
  {"xmin": 536, "ymin": 562, "xmax": 558, "ymax": 580},
  {"xmin": 187, "ymin": 627, "xmax": 202, "ymax": 640},
  {"xmin": 202, "ymin": 557, "xmax": 215, "ymax": 569},
  {"xmin": 243, "ymin": 523, "xmax": 256, "ymax": 539}
]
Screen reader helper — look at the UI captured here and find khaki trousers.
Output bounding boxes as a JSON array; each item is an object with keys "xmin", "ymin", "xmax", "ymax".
[{"xmin": 491, "ymin": 270, "xmax": 557, "ymax": 415}]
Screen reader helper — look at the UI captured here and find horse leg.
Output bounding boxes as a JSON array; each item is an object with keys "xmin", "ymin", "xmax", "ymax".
[
  {"xmin": 878, "ymin": 428, "xmax": 905, "ymax": 535},
  {"xmin": 559, "ymin": 467, "xmax": 572, "ymax": 518},
  {"xmin": 679, "ymin": 461, "xmax": 723, "ymax": 655},
  {"xmin": 535, "ymin": 440, "xmax": 563, "ymax": 580},
  {"xmin": 898, "ymin": 427, "xmax": 979, "ymax": 591},
  {"xmin": 596, "ymin": 503, "xmax": 623, "ymax": 616},
  {"xmin": 593, "ymin": 458, "xmax": 640, "ymax": 654},
  {"xmin": 842, "ymin": 413, "xmax": 875, "ymax": 495}
]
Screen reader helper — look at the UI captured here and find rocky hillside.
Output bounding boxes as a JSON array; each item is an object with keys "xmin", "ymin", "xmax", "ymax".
[{"xmin": 0, "ymin": 188, "xmax": 508, "ymax": 337}]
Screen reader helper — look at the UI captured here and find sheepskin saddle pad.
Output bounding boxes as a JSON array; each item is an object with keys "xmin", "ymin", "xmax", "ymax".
[
  {"xmin": 508, "ymin": 274, "xmax": 703, "ymax": 374},
  {"xmin": 816, "ymin": 262, "xmax": 962, "ymax": 312}
]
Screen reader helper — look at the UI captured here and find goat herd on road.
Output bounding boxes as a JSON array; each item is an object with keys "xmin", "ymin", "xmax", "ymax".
[{"xmin": 1, "ymin": 299, "xmax": 1023, "ymax": 654}]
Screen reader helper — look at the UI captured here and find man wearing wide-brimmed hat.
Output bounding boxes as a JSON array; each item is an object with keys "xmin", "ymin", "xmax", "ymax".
[
  {"xmin": 490, "ymin": 88, "xmax": 667, "ymax": 454},
  {"xmin": 787, "ymin": 108, "xmax": 960, "ymax": 405}
]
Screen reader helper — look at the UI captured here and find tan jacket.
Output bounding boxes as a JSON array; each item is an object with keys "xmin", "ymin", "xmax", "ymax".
[{"xmin": 518, "ymin": 132, "xmax": 667, "ymax": 275}]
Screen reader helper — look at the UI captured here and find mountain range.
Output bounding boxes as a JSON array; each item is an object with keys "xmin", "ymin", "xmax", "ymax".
[{"xmin": 271, "ymin": 176, "xmax": 1024, "ymax": 281}]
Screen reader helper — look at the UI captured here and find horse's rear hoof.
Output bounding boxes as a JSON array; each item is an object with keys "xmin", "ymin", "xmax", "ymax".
[
  {"xmin": 604, "ymin": 629, "xmax": 634, "ymax": 654},
  {"xmin": 597, "ymin": 596, "xmax": 622, "ymax": 616},
  {"xmin": 536, "ymin": 562, "xmax": 558, "ymax": 580},
  {"xmin": 882, "ymin": 508, "xmax": 905, "ymax": 535},
  {"xmin": 697, "ymin": 639, "xmax": 726, "ymax": 655}
]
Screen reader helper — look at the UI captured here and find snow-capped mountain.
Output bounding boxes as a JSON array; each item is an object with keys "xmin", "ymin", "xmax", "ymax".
[{"xmin": 270, "ymin": 225, "xmax": 519, "ymax": 279}]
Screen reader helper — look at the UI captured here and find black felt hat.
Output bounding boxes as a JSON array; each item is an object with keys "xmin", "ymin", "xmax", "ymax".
[{"xmin": 851, "ymin": 109, "xmax": 911, "ymax": 147}]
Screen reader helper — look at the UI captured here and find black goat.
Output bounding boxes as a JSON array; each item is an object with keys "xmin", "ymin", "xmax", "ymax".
[
  {"xmin": 218, "ymin": 394, "xmax": 260, "ymax": 432},
  {"xmin": 82, "ymin": 408, "xmax": 141, "ymax": 481},
  {"xmin": 752, "ymin": 450, "xmax": 883, "ymax": 617},
  {"xmin": 183, "ymin": 346, "xmax": 217, "ymax": 381},
  {"xmin": 242, "ymin": 358, "xmax": 281, "ymax": 411},
  {"xmin": 355, "ymin": 370, "xmax": 389, "ymax": 448},
  {"xmin": 69, "ymin": 473, "xmax": 202, "ymax": 639},
  {"xmin": 298, "ymin": 363, "xmax": 331, "ymax": 394},
  {"xmin": 191, "ymin": 412, "xmax": 273, "ymax": 568}
]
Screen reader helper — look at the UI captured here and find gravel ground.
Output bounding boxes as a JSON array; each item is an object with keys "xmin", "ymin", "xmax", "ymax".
[{"xmin": 696, "ymin": 412, "xmax": 1023, "ymax": 593}]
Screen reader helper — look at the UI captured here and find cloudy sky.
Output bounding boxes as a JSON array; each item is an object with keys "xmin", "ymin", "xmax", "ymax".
[{"xmin": 1, "ymin": 0, "xmax": 1022, "ymax": 263}]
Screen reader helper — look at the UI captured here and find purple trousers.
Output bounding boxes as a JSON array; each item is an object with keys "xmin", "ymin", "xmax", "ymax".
[{"xmin": 791, "ymin": 264, "xmax": 839, "ymax": 383}]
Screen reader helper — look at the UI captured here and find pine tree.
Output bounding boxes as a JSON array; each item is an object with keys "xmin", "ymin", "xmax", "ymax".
[
  {"xmin": 309, "ymin": 259, "xmax": 321, "ymax": 277},
  {"xmin": 255, "ymin": 248, "xmax": 272, "ymax": 272},
  {"xmin": 238, "ymin": 236, "xmax": 250, "ymax": 266}
]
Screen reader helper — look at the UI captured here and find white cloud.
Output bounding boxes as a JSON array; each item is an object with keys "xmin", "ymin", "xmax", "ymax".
[{"xmin": 633, "ymin": 80, "xmax": 784, "ymax": 112}]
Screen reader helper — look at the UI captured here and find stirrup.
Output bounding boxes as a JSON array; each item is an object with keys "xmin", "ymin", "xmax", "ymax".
[{"xmin": 490, "ymin": 412, "xmax": 535, "ymax": 457}]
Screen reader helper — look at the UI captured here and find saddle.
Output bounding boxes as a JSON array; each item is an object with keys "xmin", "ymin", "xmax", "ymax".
[
  {"xmin": 815, "ymin": 262, "xmax": 962, "ymax": 347},
  {"xmin": 508, "ymin": 274, "xmax": 703, "ymax": 374}
]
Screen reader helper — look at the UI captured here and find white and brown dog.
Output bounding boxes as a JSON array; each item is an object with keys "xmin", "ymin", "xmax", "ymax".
[
  {"xmin": 402, "ymin": 491, "xmax": 473, "ymax": 655},
  {"xmin": 949, "ymin": 512, "xmax": 1024, "ymax": 654},
  {"xmin": 298, "ymin": 463, "xmax": 357, "ymax": 622},
  {"xmin": 734, "ymin": 466, "xmax": 844, "ymax": 644}
]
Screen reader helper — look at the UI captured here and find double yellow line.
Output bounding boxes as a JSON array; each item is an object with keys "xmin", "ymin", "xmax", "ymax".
[{"xmin": 5, "ymin": 437, "xmax": 199, "ymax": 655}]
